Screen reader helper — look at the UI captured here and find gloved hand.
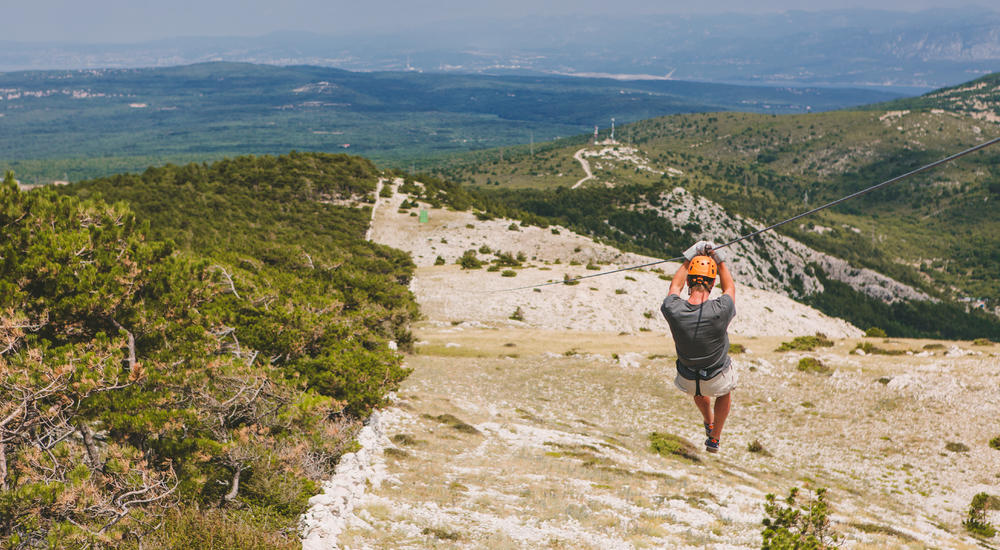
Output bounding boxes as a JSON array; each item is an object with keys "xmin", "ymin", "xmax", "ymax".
[
  {"xmin": 683, "ymin": 240, "xmax": 711, "ymax": 261},
  {"xmin": 707, "ymin": 243, "xmax": 728, "ymax": 264}
]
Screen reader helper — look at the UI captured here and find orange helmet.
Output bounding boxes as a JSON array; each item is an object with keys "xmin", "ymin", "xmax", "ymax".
[{"xmin": 688, "ymin": 255, "xmax": 717, "ymax": 278}]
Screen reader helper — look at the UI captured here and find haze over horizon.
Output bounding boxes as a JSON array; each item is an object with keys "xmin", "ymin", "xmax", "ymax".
[{"xmin": 5, "ymin": 0, "xmax": 997, "ymax": 44}]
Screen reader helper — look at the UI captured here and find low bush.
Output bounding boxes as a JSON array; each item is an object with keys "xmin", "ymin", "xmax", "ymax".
[
  {"xmin": 963, "ymin": 492, "xmax": 997, "ymax": 538},
  {"xmin": 865, "ymin": 327, "xmax": 888, "ymax": 337},
  {"xmin": 776, "ymin": 334, "xmax": 834, "ymax": 352},
  {"xmin": 457, "ymin": 250, "xmax": 482, "ymax": 269},
  {"xmin": 729, "ymin": 343, "xmax": 747, "ymax": 354},
  {"xmin": 761, "ymin": 487, "xmax": 839, "ymax": 549},
  {"xmin": 797, "ymin": 357, "xmax": 832, "ymax": 375},
  {"xmin": 989, "ymin": 436, "xmax": 1000, "ymax": 450}
]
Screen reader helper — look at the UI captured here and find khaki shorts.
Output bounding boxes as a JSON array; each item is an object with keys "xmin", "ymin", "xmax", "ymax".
[{"xmin": 674, "ymin": 366, "xmax": 738, "ymax": 397}]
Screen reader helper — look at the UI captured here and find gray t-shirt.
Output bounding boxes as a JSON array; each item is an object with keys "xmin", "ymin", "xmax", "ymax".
[{"xmin": 660, "ymin": 294, "xmax": 736, "ymax": 379}]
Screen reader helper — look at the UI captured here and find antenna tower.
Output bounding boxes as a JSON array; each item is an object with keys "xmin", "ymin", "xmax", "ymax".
[
  {"xmin": 611, "ymin": 118, "xmax": 615, "ymax": 142},
  {"xmin": 593, "ymin": 125, "xmax": 599, "ymax": 144}
]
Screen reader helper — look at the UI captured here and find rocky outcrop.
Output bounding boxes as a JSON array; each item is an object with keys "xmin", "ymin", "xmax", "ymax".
[{"xmin": 648, "ymin": 187, "xmax": 932, "ymax": 304}]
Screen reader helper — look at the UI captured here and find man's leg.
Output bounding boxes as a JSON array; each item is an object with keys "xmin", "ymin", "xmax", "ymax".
[
  {"xmin": 710, "ymin": 392, "xmax": 732, "ymax": 439},
  {"xmin": 693, "ymin": 395, "xmax": 713, "ymax": 425}
]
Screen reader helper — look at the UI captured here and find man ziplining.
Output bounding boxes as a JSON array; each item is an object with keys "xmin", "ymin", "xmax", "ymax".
[{"xmin": 661, "ymin": 241, "xmax": 736, "ymax": 453}]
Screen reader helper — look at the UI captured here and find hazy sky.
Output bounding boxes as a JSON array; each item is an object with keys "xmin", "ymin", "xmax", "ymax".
[{"xmin": 5, "ymin": 0, "xmax": 991, "ymax": 43}]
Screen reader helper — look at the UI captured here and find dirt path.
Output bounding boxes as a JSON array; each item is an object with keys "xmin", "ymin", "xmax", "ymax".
[
  {"xmin": 572, "ymin": 148, "xmax": 594, "ymax": 189},
  {"xmin": 364, "ymin": 178, "xmax": 387, "ymax": 242}
]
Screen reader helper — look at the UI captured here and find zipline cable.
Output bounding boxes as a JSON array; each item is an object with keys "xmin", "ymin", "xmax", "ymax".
[{"xmin": 494, "ymin": 135, "xmax": 1000, "ymax": 293}]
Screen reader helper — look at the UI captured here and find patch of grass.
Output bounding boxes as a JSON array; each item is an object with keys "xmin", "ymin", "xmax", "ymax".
[
  {"xmin": 729, "ymin": 343, "xmax": 746, "ymax": 354},
  {"xmin": 422, "ymin": 526, "xmax": 461, "ymax": 541},
  {"xmin": 748, "ymin": 439, "xmax": 772, "ymax": 456},
  {"xmin": 854, "ymin": 342, "xmax": 906, "ymax": 355},
  {"xmin": 800, "ymin": 401, "xmax": 815, "ymax": 408},
  {"xmin": 422, "ymin": 413, "xmax": 481, "ymax": 435},
  {"xmin": 649, "ymin": 432, "xmax": 700, "ymax": 463},
  {"xmin": 973, "ymin": 338, "xmax": 994, "ymax": 346},
  {"xmin": 562, "ymin": 273, "xmax": 580, "ymax": 285},
  {"xmin": 515, "ymin": 408, "xmax": 542, "ymax": 422},
  {"xmin": 990, "ymin": 436, "xmax": 1000, "ymax": 450},
  {"xmin": 945, "ymin": 441, "xmax": 970, "ymax": 453},
  {"xmin": 134, "ymin": 506, "xmax": 299, "ymax": 550},
  {"xmin": 501, "ymin": 269, "xmax": 517, "ymax": 277},
  {"xmin": 922, "ymin": 343, "xmax": 945, "ymax": 350},
  {"xmin": 390, "ymin": 434, "xmax": 419, "ymax": 446},
  {"xmin": 797, "ymin": 357, "xmax": 832, "ymax": 375},
  {"xmin": 615, "ymin": 288, "xmax": 627, "ymax": 294},
  {"xmin": 776, "ymin": 334, "xmax": 834, "ymax": 352},
  {"xmin": 877, "ymin": 377, "xmax": 891, "ymax": 385},
  {"xmin": 384, "ymin": 447, "xmax": 410, "ymax": 459},
  {"xmin": 509, "ymin": 306, "xmax": 525, "ymax": 321},
  {"xmin": 848, "ymin": 522, "xmax": 917, "ymax": 542}
]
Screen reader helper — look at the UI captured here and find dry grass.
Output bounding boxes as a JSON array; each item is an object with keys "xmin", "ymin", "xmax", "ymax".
[{"xmin": 338, "ymin": 327, "xmax": 999, "ymax": 549}]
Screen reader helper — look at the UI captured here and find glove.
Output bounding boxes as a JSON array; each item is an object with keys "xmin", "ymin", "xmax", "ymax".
[
  {"xmin": 707, "ymin": 243, "xmax": 728, "ymax": 264},
  {"xmin": 683, "ymin": 240, "xmax": 711, "ymax": 261}
]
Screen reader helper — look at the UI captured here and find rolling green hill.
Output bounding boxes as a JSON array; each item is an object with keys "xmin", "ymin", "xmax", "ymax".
[
  {"xmin": 423, "ymin": 75, "xmax": 1000, "ymax": 334},
  {"xmin": 0, "ymin": 62, "xmax": 898, "ymax": 183}
]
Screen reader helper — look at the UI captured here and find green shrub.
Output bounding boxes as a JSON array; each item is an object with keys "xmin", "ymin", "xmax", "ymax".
[
  {"xmin": 761, "ymin": 487, "xmax": 839, "ymax": 549},
  {"xmin": 486, "ymin": 264, "xmax": 501, "ymax": 272},
  {"xmin": 478, "ymin": 245, "xmax": 492, "ymax": 254},
  {"xmin": 562, "ymin": 274, "xmax": 580, "ymax": 286},
  {"xmin": 648, "ymin": 432, "xmax": 700, "ymax": 463},
  {"xmin": 945, "ymin": 442, "xmax": 970, "ymax": 453},
  {"xmin": 501, "ymin": 270, "xmax": 517, "ymax": 277},
  {"xmin": 510, "ymin": 307, "xmax": 525, "ymax": 321},
  {"xmin": 797, "ymin": 357, "xmax": 832, "ymax": 375},
  {"xmin": 963, "ymin": 492, "xmax": 997, "ymax": 538},
  {"xmin": 973, "ymin": 338, "xmax": 994, "ymax": 346},
  {"xmin": 729, "ymin": 343, "xmax": 746, "ymax": 354},
  {"xmin": 776, "ymin": 334, "xmax": 834, "ymax": 352},
  {"xmin": 989, "ymin": 436, "xmax": 1000, "ymax": 450},
  {"xmin": 864, "ymin": 327, "xmax": 887, "ymax": 337},
  {"xmin": 434, "ymin": 256, "xmax": 446, "ymax": 265},
  {"xmin": 457, "ymin": 250, "xmax": 482, "ymax": 269}
]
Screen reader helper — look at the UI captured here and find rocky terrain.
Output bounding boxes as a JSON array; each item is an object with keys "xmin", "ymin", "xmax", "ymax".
[{"xmin": 300, "ymin": 182, "xmax": 1000, "ymax": 549}]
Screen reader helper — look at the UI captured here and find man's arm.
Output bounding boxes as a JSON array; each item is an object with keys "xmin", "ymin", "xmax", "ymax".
[
  {"xmin": 668, "ymin": 260, "xmax": 689, "ymax": 296},
  {"xmin": 717, "ymin": 259, "xmax": 735, "ymax": 303}
]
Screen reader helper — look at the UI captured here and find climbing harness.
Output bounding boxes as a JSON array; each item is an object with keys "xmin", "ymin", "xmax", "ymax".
[{"xmin": 495, "ymin": 136, "xmax": 1000, "ymax": 292}]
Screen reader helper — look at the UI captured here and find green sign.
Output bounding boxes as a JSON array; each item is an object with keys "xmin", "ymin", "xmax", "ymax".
[{"xmin": 419, "ymin": 209, "xmax": 429, "ymax": 223}]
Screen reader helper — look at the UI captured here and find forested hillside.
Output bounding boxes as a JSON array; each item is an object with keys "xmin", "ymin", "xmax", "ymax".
[
  {"xmin": 421, "ymin": 76, "xmax": 1000, "ymax": 338},
  {"xmin": 0, "ymin": 153, "xmax": 418, "ymax": 547}
]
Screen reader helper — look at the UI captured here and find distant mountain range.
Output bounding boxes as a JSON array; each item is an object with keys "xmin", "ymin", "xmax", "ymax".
[{"xmin": 2, "ymin": 8, "xmax": 999, "ymax": 91}]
